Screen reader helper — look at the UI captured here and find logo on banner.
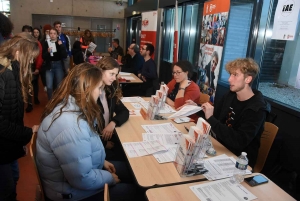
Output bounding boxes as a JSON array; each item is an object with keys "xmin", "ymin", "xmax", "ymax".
[
  {"xmin": 209, "ymin": 4, "xmax": 216, "ymax": 12},
  {"xmin": 153, "ymin": 12, "xmax": 156, "ymax": 16},
  {"xmin": 142, "ymin": 18, "xmax": 149, "ymax": 27},
  {"xmin": 281, "ymin": 0, "xmax": 295, "ymax": 17}
]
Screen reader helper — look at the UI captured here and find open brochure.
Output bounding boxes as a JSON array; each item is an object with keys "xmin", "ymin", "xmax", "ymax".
[
  {"xmin": 168, "ymin": 105, "xmax": 202, "ymax": 119},
  {"xmin": 87, "ymin": 42, "xmax": 97, "ymax": 53}
]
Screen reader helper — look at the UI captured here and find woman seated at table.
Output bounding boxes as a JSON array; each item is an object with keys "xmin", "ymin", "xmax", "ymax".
[
  {"xmin": 95, "ymin": 57, "xmax": 129, "ymax": 160},
  {"xmin": 36, "ymin": 63, "xmax": 138, "ymax": 201},
  {"xmin": 166, "ymin": 60, "xmax": 200, "ymax": 109}
]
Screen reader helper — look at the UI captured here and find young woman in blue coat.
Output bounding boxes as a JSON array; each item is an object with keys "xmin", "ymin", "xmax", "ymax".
[{"xmin": 37, "ymin": 63, "xmax": 139, "ymax": 201}]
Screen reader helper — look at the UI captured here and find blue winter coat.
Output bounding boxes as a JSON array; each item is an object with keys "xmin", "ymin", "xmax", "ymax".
[{"xmin": 36, "ymin": 96, "xmax": 115, "ymax": 201}]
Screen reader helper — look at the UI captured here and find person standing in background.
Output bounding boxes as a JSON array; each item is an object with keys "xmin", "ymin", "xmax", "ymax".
[
  {"xmin": 33, "ymin": 27, "xmax": 42, "ymax": 42},
  {"xmin": 0, "ymin": 33, "xmax": 40, "ymax": 201},
  {"xmin": 40, "ymin": 24, "xmax": 52, "ymax": 93},
  {"xmin": 42, "ymin": 28, "xmax": 67, "ymax": 100},
  {"xmin": 80, "ymin": 29, "xmax": 95, "ymax": 57},
  {"xmin": 108, "ymin": 38, "xmax": 124, "ymax": 59},
  {"xmin": 53, "ymin": 21, "xmax": 71, "ymax": 75},
  {"xmin": 0, "ymin": 13, "xmax": 13, "ymax": 44}
]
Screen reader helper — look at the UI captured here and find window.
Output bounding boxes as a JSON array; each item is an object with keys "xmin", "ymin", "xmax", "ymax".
[
  {"xmin": 219, "ymin": 0, "xmax": 254, "ymax": 82},
  {"xmin": 257, "ymin": 0, "xmax": 300, "ymax": 111}
]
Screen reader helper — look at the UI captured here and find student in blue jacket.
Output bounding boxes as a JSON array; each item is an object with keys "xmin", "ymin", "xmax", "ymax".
[{"xmin": 37, "ymin": 63, "xmax": 140, "ymax": 201}]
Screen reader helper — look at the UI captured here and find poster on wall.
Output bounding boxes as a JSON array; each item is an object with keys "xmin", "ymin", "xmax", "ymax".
[
  {"xmin": 141, "ymin": 11, "xmax": 158, "ymax": 58},
  {"xmin": 197, "ymin": 0, "xmax": 230, "ymax": 103},
  {"xmin": 272, "ymin": 0, "xmax": 299, "ymax": 40}
]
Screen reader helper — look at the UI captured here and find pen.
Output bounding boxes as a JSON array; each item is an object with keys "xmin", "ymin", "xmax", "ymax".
[{"xmin": 184, "ymin": 126, "xmax": 189, "ymax": 132}]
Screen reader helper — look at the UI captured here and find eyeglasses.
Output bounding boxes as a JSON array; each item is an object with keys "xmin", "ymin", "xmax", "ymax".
[{"xmin": 172, "ymin": 71, "xmax": 183, "ymax": 75}]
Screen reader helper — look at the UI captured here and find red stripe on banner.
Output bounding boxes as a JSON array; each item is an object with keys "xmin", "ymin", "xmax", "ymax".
[
  {"xmin": 203, "ymin": 0, "xmax": 230, "ymax": 15},
  {"xmin": 173, "ymin": 31, "xmax": 178, "ymax": 63},
  {"xmin": 140, "ymin": 30, "xmax": 157, "ymax": 59}
]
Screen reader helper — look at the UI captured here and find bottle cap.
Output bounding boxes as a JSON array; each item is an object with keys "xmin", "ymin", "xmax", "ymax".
[{"xmin": 242, "ymin": 152, "xmax": 247, "ymax": 156}]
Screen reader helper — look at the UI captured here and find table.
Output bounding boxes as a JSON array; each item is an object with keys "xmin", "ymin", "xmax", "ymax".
[
  {"xmin": 115, "ymin": 100, "xmax": 240, "ymax": 188},
  {"xmin": 146, "ymin": 174, "xmax": 296, "ymax": 201},
  {"xmin": 118, "ymin": 73, "xmax": 143, "ymax": 84}
]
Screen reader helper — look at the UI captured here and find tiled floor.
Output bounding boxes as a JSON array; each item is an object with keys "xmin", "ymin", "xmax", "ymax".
[{"xmin": 17, "ymin": 80, "xmax": 48, "ymax": 200}]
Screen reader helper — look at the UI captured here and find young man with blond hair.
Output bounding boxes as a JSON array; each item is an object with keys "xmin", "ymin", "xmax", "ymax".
[{"xmin": 183, "ymin": 58, "xmax": 270, "ymax": 168}]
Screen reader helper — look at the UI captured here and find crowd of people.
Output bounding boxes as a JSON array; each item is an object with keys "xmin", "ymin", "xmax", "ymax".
[{"xmin": 0, "ymin": 12, "xmax": 271, "ymax": 201}]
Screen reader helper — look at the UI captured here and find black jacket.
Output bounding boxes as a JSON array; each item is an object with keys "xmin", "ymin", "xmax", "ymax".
[
  {"xmin": 0, "ymin": 61, "xmax": 33, "ymax": 164},
  {"xmin": 42, "ymin": 40, "xmax": 68, "ymax": 70},
  {"xmin": 202, "ymin": 89, "xmax": 270, "ymax": 168},
  {"xmin": 98, "ymin": 82, "xmax": 129, "ymax": 130}
]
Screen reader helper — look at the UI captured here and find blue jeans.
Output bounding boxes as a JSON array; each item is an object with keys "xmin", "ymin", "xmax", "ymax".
[
  {"xmin": 46, "ymin": 61, "xmax": 64, "ymax": 100},
  {"xmin": 0, "ymin": 161, "xmax": 19, "ymax": 201}
]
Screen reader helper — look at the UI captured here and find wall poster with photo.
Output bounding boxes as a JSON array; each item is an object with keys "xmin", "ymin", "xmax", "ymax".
[{"xmin": 197, "ymin": 0, "xmax": 230, "ymax": 103}]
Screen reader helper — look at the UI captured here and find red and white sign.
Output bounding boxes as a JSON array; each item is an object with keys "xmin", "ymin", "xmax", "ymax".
[
  {"xmin": 173, "ymin": 0, "xmax": 179, "ymax": 63},
  {"xmin": 141, "ymin": 11, "xmax": 158, "ymax": 58}
]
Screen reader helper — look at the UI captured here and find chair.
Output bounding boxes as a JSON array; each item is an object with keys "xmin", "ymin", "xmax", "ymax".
[
  {"xmin": 30, "ymin": 132, "xmax": 46, "ymax": 201},
  {"xmin": 253, "ymin": 122, "xmax": 279, "ymax": 173},
  {"xmin": 199, "ymin": 92, "xmax": 210, "ymax": 105},
  {"xmin": 104, "ymin": 183, "xmax": 110, "ymax": 201}
]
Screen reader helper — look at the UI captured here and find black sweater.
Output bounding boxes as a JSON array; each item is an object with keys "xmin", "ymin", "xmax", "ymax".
[
  {"xmin": 0, "ymin": 61, "xmax": 33, "ymax": 164},
  {"xmin": 200, "ymin": 90, "xmax": 270, "ymax": 168}
]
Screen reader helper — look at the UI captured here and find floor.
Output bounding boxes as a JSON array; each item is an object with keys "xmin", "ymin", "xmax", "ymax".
[{"xmin": 17, "ymin": 80, "xmax": 48, "ymax": 201}]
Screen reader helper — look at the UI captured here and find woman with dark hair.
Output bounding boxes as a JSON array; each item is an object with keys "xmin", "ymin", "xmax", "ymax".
[
  {"xmin": 37, "ymin": 63, "xmax": 138, "ymax": 201},
  {"xmin": 0, "ymin": 12, "xmax": 13, "ymax": 44},
  {"xmin": 42, "ymin": 28, "xmax": 67, "ymax": 100},
  {"xmin": 33, "ymin": 27, "xmax": 42, "ymax": 42},
  {"xmin": 0, "ymin": 32, "xmax": 39, "ymax": 201},
  {"xmin": 80, "ymin": 29, "xmax": 95, "ymax": 56},
  {"xmin": 166, "ymin": 60, "xmax": 200, "ymax": 109},
  {"xmin": 95, "ymin": 57, "xmax": 129, "ymax": 157}
]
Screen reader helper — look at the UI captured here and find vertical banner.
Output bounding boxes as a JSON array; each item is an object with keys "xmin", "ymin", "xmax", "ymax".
[
  {"xmin": 197, "ymin": 0, "xmax": 230, "ymax": 103},
  {"xmin": 141, "ymin": 11, "xmax": 158, "ymax": 58},
  {"xmin": 173, "ymin": 0, "xmax": 179, "ymax": 63},
  {"xmin": 272, "ymin": 0, "xmax": 299, "ymax": 40}
]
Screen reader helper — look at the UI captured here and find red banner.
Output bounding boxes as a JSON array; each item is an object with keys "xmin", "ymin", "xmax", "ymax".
[{"xmin": 141, "ymin": 11, "xmax": 158, "ymax": 59}]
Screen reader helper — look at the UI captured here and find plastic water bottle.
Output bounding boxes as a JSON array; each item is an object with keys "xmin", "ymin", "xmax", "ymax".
[{"xmin": 231, "ymin": 152, "xmax": 248, "ymax": 183}]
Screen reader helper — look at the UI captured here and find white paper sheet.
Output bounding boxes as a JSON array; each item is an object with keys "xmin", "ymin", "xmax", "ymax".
[
  {"xmin": 119, "ymin": 72, "xmax": 131, "ymax": 75},
  {"xmin": 168, "ymin": 105, "xmax": 202, "ymax": 119},
  {"xmin": 141, "ymin": 123, "xmax": 181, "ymax": 133},
  {"xmin": 190, "ymin": 178, "xmax": 257, "ymax": 201},
  {"xmin": 130, "ymin": 102, "xmax": 143, "ymax": 109},
  {"xmin": 153, "ymin": 145, "xmax": 178, "ymax": 163},
  {"xmin": 203, "ymin": 154, "xmax": 252, "ymax": 181},
  {"xmin": 120, "ymin": 76, "xmax": 135, "ymax": 80},
  {"xmin": 122, "ymin": 140, "xmax": 168, "ymax": 158},
  {"xmin": 87, "ymin": 42, "xmax": 97, "ymax": 52},
  {"xmin": 121, "ymin": 97, "xmax": 145, "ymax": 103},
  {"xmin": 142, "ymin": 133, "xmax": 182, "ymax": 145}
]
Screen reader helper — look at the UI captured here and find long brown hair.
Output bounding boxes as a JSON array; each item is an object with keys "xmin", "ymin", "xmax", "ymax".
[
  {"xmin": 0, "ymin": 32, "xmax": 39, "ymax": 102},
  {"xmin": 95, "ymin": 57, "xmax": 122, "ymax": 103},
  {"xmin": 83, "ymin": 29, "xmax": 95, "ymax": 45},
  {"xmin": 41, "ymin": 63, "xmax": 103, "ymax": 133}
]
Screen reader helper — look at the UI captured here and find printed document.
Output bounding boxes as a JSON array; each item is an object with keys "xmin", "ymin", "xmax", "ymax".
[
  {"xmin": 122, "ymin": 140, "xmax": 167, "ymax": 158},
  {"xmin": 141, "ymin": 122, "xmax": 181, "ymax": 133},
  {"xmin": 119, "ymin": 72, "xmax": 131, "ymax": 75},
  {"xmin": 120, "ymin": 76, "xmax": 135, "ymax": 80},
  {"xmin": 129, "ymin": 110, "xmax": 141, "ymax": 116},
  {"xmin": 130, "ymin": 102, "xmax": 143, "ymax": 109},
  {"xmin": 121, "ymin": 97, "xmax": 145, "ymax": 103},
  {"xmin": 140, "ymin": 101, "xmax": 176, "ymax": 114},
  {"xmin": 168, "ymin": 105, "xmax": 202, "ymax": 119},
  {"xmin": 153, "ymin": 145, "xmax": 178, "ymax": 163},
  {"xmin": 190, "ymin": 178, "xmax": 257, "ymax": 201},
  {"xmin": 203, "ymin": 154, "xmax": 252, "ymax": 181},
  {"xmin": 142, "ymin": 133, "xmax": 182, "ymax": 145}
]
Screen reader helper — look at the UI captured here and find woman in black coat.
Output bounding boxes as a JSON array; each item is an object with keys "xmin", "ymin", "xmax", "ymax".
[
  {"xmin": 95, "ymin": 57, "xmax": 129, "ymax": 159},
  {"xmin": 0, "ymin": 33, "xmax": 40, "ymax": 201}
]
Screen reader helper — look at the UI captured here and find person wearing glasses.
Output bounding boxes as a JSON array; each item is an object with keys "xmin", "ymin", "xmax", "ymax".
[
  {"xmin": 166, "ymin": 60, "xmax": 200, "ymax": 109},
  {"xmin": 205, "ymin": 51, "xmax": 219, "ymax": 90},
  {"xmin": 178, "ymin": 58, "xmax": 270, "ymax": 168}
]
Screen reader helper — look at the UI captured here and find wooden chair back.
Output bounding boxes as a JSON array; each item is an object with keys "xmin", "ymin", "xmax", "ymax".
[
  {"xmin": 30, "ymin": 132, "xmax": 45, "ymax": 201},
  {"xmin": 253, "ymin": 122, "xmax": 279, "ymax": 173},
  {"xmin": 199, "ymin": 92, "xmax": 210, "ymax": 105},
  {"xmin": 104, "ymin": 183, "xmax": 110, "ymax": 201}
]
